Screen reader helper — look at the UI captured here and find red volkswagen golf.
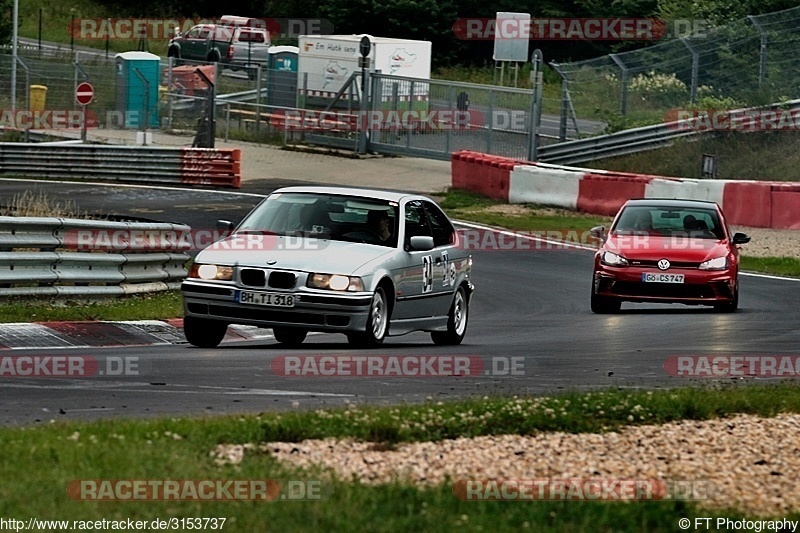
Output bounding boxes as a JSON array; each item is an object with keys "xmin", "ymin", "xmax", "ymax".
[{"xmin": 590, "ymin": 199, "xmax": 750, "ymax": 313}]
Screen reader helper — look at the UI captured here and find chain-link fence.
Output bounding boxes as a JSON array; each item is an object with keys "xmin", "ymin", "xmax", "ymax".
[
  {"xmin": 0, "ymin": 45, "xmax": 563, "ymax": 158},
  {"xmin": 367, "ymin": 73, "xmax": 537, "ymax": 160},
  {"xmin": 551, "ymin": 6, "xmax": 800, "ymax": 130}
]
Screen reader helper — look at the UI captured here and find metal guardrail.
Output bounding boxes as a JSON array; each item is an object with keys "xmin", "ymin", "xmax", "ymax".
[
  {"xmin": 0, "ymin": 143, "xmax": 241, "ymax": 188},
  {"xmin": 0, "ymin": 217, "xmax": 191, "ymax": 298},
  {"xmin": 538, "ymin": 99, "xmax": 800, "ymax": 165}
]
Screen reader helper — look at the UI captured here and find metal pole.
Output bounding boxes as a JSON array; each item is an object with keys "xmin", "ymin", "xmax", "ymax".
[
  {"xmin": 748, "ymin": 16, "xmax": 768, "ymax": 90},
  {"xmin": 528, "ymin": 49, "xmax": 543, "ymax": 161},
  {"xmin": 487, "ymin": 89, "xmax": 494, "ymax": 154},
  {"xmin": 81, "ymin": 105, "xmax": 88, "ymax": 142},
  {"xmin": 167, "ymin": 56, "xmax": 174, "ymax": 130},
  {"xmin": 132, "ymin": 67, "xmax": 150, "ymax": 133},
  {"xmin": 680, "ymin": 37, "xmax": 699, "ymax": 103},
  {"xmin": 559, "ymin": 78, "xmax": 568, "ymax": 141},
  {"xmin": 610, "ymin": 53, "xmax": 628, "ymax": 116},
  {"xmin": 11, "ymin": 0, "xmax": 18, "ymax": 111},
  {"xmin": 225, "ymin": 102, "xmax": 230, "ymax": 141},
  {"xmin": 255, "ymin": 65, "xmax": 262, "ymax": 135},
  {"xmin": 356, "ymin": 64, "xmax": 369, "ymax": 154},
  {"xmin": 38, "ymin": 8, "xmax": 42, "ymax": 52}
]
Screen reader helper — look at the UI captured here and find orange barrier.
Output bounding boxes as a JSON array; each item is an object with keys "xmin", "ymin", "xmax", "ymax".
[{"xmin": 180, "ymin": 148, "xmax": 241, "ymax": 188}]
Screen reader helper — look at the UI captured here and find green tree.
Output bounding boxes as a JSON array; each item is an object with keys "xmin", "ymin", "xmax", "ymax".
[{"xmin": 0, "ymin": 0, "xmax": 13, "ymax": 46}]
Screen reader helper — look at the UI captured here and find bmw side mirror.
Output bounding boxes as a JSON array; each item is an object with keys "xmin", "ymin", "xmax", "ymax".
[
  {"xmin": 589, "ymin": 226, "xmax": 606, "ymax": 240},
  {"xmin": 732, "ymin": 232, "xmax": 750, "ymax": 245},
  {"xmin": 216, "ymin": 219, "xmax": 234, "ymax": 231},
  {"xmin": 408, "ymin": 236, "xmax": 434, "ymax": 251}
]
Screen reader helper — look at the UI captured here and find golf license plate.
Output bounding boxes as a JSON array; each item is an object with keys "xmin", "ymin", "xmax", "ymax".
[
  {"xmin": 236, "ymin": 290, "xmax": 295, "ymax": 307},
  {"xmin": 642, "ymin": 273, "xmax": 684, "ymax": 283}
]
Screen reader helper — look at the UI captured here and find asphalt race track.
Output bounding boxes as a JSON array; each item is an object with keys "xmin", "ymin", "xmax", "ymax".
[{"xmin": 1, "ymin": 180, "xmax": 799, "ymax": 425}]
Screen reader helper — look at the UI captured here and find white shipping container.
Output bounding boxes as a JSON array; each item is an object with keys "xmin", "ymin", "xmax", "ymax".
[{"xmin": 297, "ymin": 34, "xmax": 432, "ymax": 100}]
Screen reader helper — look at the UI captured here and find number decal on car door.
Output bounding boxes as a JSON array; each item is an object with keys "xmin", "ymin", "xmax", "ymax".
[
  {"xmin": 441, "ymin": 251, "xmax": 455, "ymax": 287},
  {"xmin": 422, "ymin": 255, "xmax": 433, "ymax": 293}
]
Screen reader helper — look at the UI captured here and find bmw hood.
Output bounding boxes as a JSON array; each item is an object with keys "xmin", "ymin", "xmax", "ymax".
[
  {"xmin": 605, "ymin": 234, "xmax": 731, "ymax": 262},
  {"xmin": 195, "ymin": 235, "xmax": 394, "ymax": 274}
]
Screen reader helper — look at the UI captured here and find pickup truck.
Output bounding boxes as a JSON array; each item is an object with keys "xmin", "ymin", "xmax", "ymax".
[{"xmin": 167, "ymin": 22, "xmax": 271, "ymax": 74}]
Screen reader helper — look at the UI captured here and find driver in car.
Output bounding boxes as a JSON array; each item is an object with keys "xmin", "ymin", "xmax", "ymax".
[{"xmin": 367, "ymin": 209, "xmax": 393, "ymax": 242}]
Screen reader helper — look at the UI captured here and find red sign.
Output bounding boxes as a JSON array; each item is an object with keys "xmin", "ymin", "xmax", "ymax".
[{"xmin": 75, "ymin": 82, "xmax": 94, "ymax": 106}]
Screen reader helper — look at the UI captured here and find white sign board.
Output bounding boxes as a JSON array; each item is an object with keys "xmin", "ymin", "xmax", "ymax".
[{"xmin": 493, "ymin": 12, "xmax": 530, "ymax": 62}]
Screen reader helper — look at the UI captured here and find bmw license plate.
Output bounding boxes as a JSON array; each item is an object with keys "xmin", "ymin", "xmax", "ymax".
[
  {"xmin": 236, "ymin": 290, "xmax": 295, "ymax": 307},
  {"xmin": 642, "ymin": 273, "xmax": 684, "ymax": 283}
]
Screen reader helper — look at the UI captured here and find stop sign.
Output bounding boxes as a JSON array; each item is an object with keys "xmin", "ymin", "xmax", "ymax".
[{"xmin": 75, "ymin": 82, "xmax": 94, "ymax": 106}]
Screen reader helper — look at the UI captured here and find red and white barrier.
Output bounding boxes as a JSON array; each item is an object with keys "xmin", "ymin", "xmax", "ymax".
[
  {"xmin": 451, "ymin": 150, "xmax": 800, "ymax": 229},
  {"xmin": 509, "ymin": 163, "xmax": 582, "ymax": 209}
]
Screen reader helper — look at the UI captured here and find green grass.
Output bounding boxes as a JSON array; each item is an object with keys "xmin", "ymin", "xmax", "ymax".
[
  {"xmin": 19, "ymin": 0, "xmax": 169, "ymax": 56},
  {"xmin": 3, "ymin": 385, "xmax": 800, "ymax": 527},
  {"xmin": 740, "ymin": 256, "xmax": 800, "ymax": 277},
  {"xmin": 593, "ymin": 132, "xmax": 800, "ymax": 181},
  {"xmin": 0, "ymin": 291, "xmax": 182, "ymax": 323},
  {"xmin": 439, "ymin": 189, "xmax": 611, "ymax": 232}
]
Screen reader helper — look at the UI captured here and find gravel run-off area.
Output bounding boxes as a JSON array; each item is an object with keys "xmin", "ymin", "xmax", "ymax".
[
  {"xmin": 733, "ymin": 226, "xmax": 800, "ymax": 259},
  {"xmin": 214, "ymin": 413, "xmax": 800, "ymax": 517}
]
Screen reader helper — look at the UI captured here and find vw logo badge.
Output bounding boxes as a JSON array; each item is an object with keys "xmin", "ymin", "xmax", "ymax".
[{"xmin": 657, "ymin": 259, "xmax": 670, "ymax": 271}]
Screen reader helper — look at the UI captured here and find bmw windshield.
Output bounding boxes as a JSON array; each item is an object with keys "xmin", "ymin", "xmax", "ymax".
[{"xmin": 236, "ymin": 192, "xmax": 399, "ymax": 247}]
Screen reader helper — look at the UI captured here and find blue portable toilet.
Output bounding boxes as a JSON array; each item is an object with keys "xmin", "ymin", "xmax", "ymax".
[
  {"xmin": 267, "ymin": 46, "xmax": 298, "ymax": 108},
  {"xmin": 115, "ymin": 51, "xmax": 160, "ymax": 128}
]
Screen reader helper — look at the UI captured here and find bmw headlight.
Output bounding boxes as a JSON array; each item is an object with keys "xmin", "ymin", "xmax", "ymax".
[
  {"xmin": 699, "ymin": 256, "xmax": 728, "ymax": 270},
  {"xmin": 189, "ymin": 264, "xmax": 234, "ymax": 281},
  {"xmin": 307, "ymin": 273, "xmax": 364, "ymax": 291},
  {"xmin": 601, "ymin": 251, "xmax": 629, "ymax": 267}
]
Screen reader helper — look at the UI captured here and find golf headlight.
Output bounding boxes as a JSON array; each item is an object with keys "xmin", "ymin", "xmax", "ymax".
[
  {"xmin": 699, "ymin": 256, "xmax": 728, "ymax": 270},
  {"xmin": 601, "ymin": 251, "xmax": 629, "ymax": 267},
  {"xmin": 189, "ymin": 264, "xmax": 234, "ymax": 281},
  {"xmin": 307, "ymin": 273, "xmax": 364, "ymax": 291}
]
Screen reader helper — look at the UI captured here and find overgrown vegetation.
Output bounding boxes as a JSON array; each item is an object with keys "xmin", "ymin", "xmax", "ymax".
[
  {"xmin": 2, "ymin": 385, "xmax": 800, "ymax": 526},
  {"xmin": 591, "ymin": 132, "xmax": 800, "ymax": 180},
  {"xmin": 0, "ymin": 190, "xmax": 90, "ymax": 218}
]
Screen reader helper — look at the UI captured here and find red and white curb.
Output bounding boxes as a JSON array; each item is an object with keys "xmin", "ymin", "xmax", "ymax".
[{"xmin": 0, "ymin": 319, "xmax": 273, "ymax": 350}]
